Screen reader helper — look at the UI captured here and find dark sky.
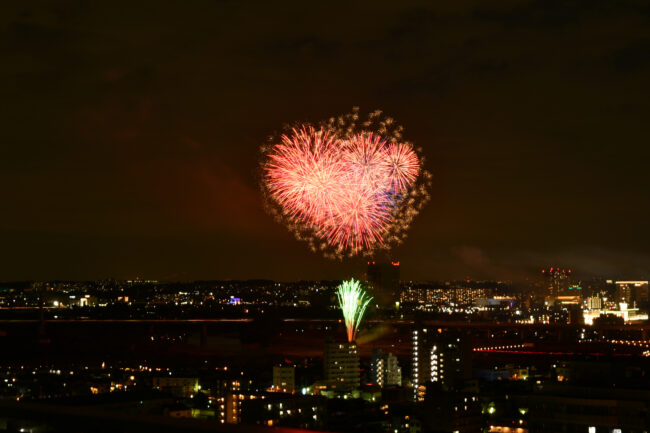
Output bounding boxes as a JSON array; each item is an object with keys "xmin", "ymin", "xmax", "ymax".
[{"xmin": 2, "ymin": 1, "xmax": 650, "ymax": 282}]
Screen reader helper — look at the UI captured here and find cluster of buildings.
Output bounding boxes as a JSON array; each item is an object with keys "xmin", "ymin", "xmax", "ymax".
[
  {"xmin": 538, "ymin": 269, "xmax": 650, "ymax": 325},
  {"xmin": 3, "ymin": 318, "xmax": 650, "ymax": 432},
  {"xmin": 0, "ymin": 280, "xmax": 334, "ymax": 310},
  {"xmin": 4, "ymin": 263, "xmax": 647, "ymax": 331},
  {"xmin": 2, "ymin": 264, "xmax": 650, "ymax": 431},
  {"xmin": 400, "ymin": 283, "xmax": 496, "ymax": 313}
]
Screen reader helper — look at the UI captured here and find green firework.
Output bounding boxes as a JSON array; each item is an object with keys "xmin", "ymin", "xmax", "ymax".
[{"xmin": 336, "ymin": 278, "xmax": 373, "ymax": 342}]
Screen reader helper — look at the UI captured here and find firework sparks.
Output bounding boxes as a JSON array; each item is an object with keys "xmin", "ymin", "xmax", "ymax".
[
  {"xmin": 261, "ymin": 108, "xmax": 431, "ymax": 258},
  {"xmin": 336, "ymin": 278, "xmax": 373, "ymax": 343}
]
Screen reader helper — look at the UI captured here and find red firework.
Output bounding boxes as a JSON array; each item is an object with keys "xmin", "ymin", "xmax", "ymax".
[{"xmin": 262, "ymin": 111, "xmax": 427, "ymax": 257}]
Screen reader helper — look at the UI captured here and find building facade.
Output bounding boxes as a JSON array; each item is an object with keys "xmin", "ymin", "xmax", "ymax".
[
  {"xmin": 152, "ymin": 376, "xmax": 199, "ymax": 398},
  {"xmin": 541, "ymin": 267, "xmax": 572, "ymax": 297},
  {"xmin": 367, "ymin": 261, "xmax": 400, "ymax": 306},
  {"xmin": 272, "ymin": 366, "xmax": 295, "ymax": 393},
  {"xmin": 324, "ymin": 340, "xmax": 360, "ymax": 391},
  {"xmin": 616, "ymin": 281, "xmax": 649, "ymax": 310},
  {"xmin": 370, "ymin": 349, "xmax": 402, "ymax": 388},
  {"xmin": 412, "ymin": 328, "xmax": 471, "ymax": 401}
]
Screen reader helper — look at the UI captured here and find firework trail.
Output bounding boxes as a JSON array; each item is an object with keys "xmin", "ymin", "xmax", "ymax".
[
  {"xmin": 336, "ymin": 278, "xmax": 373, "ymax": 343},
  {"xmin": 261, "ymin": 108, "xmax": 431, "ymax": 258}
]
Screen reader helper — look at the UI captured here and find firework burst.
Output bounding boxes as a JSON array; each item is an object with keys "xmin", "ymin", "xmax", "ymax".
[
  {"xmin": 261, "ymin": 108, "xmax": 431, "ymax": 258},
  {"xmin": 336, "ymin": 278, "xmax": 373, "ymax": 343}
]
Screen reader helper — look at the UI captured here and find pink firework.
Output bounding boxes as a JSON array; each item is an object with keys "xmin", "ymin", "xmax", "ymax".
[{"xmin": 262, "ymin": 110, "xmax": 429, "ymax": 257}]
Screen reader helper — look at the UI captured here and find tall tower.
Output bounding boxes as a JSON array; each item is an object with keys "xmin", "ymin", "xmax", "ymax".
[
  {"xmin": 366, "ymin": 260, "xmax": 401, "ymax": 307},
  {"xmin": 542, "ymin": 267, "xmax": 571, "ymax": 297}
]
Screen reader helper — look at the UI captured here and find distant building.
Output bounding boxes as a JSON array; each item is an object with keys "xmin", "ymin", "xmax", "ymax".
[
  {"xmin": 220, "ymin": 392, "xmax": 264, "ymax": 424},
  {"xmin": 616, "ymin": 281, "xmax": 649, "ymax": 310},
  {"xmin": 324, "ymin": 340, "xmax": 360, "ymax": 391},
  {"xmin": 474, "ymin": 365, "xmax": 529, "ymax": 382},
  {"xmin": 241, "ymin": 393, "xmax": 327, "ymax": 429},
  {"xmin": 586, "ymin": 296, "xmax": 602, "ymax": 310},
  {"xmin": 412, "ymin": 328, "xmax": 472, "ymax": 401},
  {"xmin": 367, "ymin": 261, "xmax": 400, "ymax": 306},
  {"xmin": 272, "ymin": 366, "xmax": 295, "ymax": 393},
  {"xmin": 225, "ymin": 392, "xmax": 241, "ymax": 423},
  {"xmin": 403, "ymin": 282, "xmax": 495, "ymax": 313},
  {"xmin": 583, "ymin": 301, "xmax": 649, "ymax": 325},
  {"xmin": 474, "ymin": 296, "xmax": 516, "ymax": 311},
  {"xmin": 370, "ymin": 349, "xmax": 402, "ymax": 388},
  {"xmin": 152, "ymin": 377, "xmax": 199, "ymax": 398},
  {"xmin": 541, "ymin": 267, "xmax": 572, "ymax": 297}
]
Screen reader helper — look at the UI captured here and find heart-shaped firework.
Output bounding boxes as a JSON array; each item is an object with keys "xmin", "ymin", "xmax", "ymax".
[{"xmin": 261, "ymin": 110, "xmax": 430, "ymax": 258}]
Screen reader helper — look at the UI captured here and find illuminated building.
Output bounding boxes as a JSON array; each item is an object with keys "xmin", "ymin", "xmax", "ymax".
[
  {"xmin": 401, "ymin": 282, "xmax": 495, "ymax": 312},
  {"xmin": 241, "ymin": 393, "xmax": 327, "ymax": 429},
  {"xmin": 553, "ymin": 295, "xmax": 580, "ymax": 306},
  {"xmin": 586, "ymin": 296, "xmax": 602, "ymax": 310},
  {"xmin": 323, "ymin": 340, "xmax": 360, "ymax": 391},
  {"xmin": 370, "ymin": 349, "xmax": 402, "ymax": 388},
  {"xmin": 546, "ymin": 295, "xmax": 583, "ymax": 325},
  {"xmin": 225, "ymin": 393, "xmax": 241, "ymax": 423},
  {"xmin": 152, "ymin": 376, "xmax": 199, "ymax": 398},
  {"xmin": 221, "ymin": 392, "xmax": 262, "ymax": 424},
  {"xmin": 583, "ymin": 302, "xmax": 649, "ymax": 325},
  {"xmin": 271, "ymin": 366, "xmax": 295, "ymax": 393},
  {"xmin": 412, "ymin": 328, "xmax": 471, "ymax": 401},
  {"xmin": 615, "ymin": 281, "xmax": 649, "ymax": 310},
  {"xmin": 541, "ymin": 267, "xmax": 571, "ymax": 297}
]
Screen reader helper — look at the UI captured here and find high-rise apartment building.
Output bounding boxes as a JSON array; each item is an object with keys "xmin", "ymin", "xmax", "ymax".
[
  {"xmin": 324, "ymin": 340, "xmax": 360, "ymax": 391},
  {"xmin": 370, "ymin": 349, "xmax": 402, "ymax": 388},
  {"xmin": 367, "ymin": 261, "xmax": 400, "ymax": 306},
  {"xmin": 616, "ymin": 281, "xmax": 649, "ymax": 310},
  {"xmin": 542, "ymin": 267, "xmax": 572, "ymax": 297},
  {"xmin": 412, "ymin": 328, "xmax": 471, "ymax": 401},
  {"xmin": 272, "ymin": 365, "xmax": 295, "ymax": 393}
]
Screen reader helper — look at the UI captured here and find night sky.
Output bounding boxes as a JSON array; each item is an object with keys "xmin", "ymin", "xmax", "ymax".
[{"xmin": 2, "ymin": 1, "xmax": 650, "ymax": 282}]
